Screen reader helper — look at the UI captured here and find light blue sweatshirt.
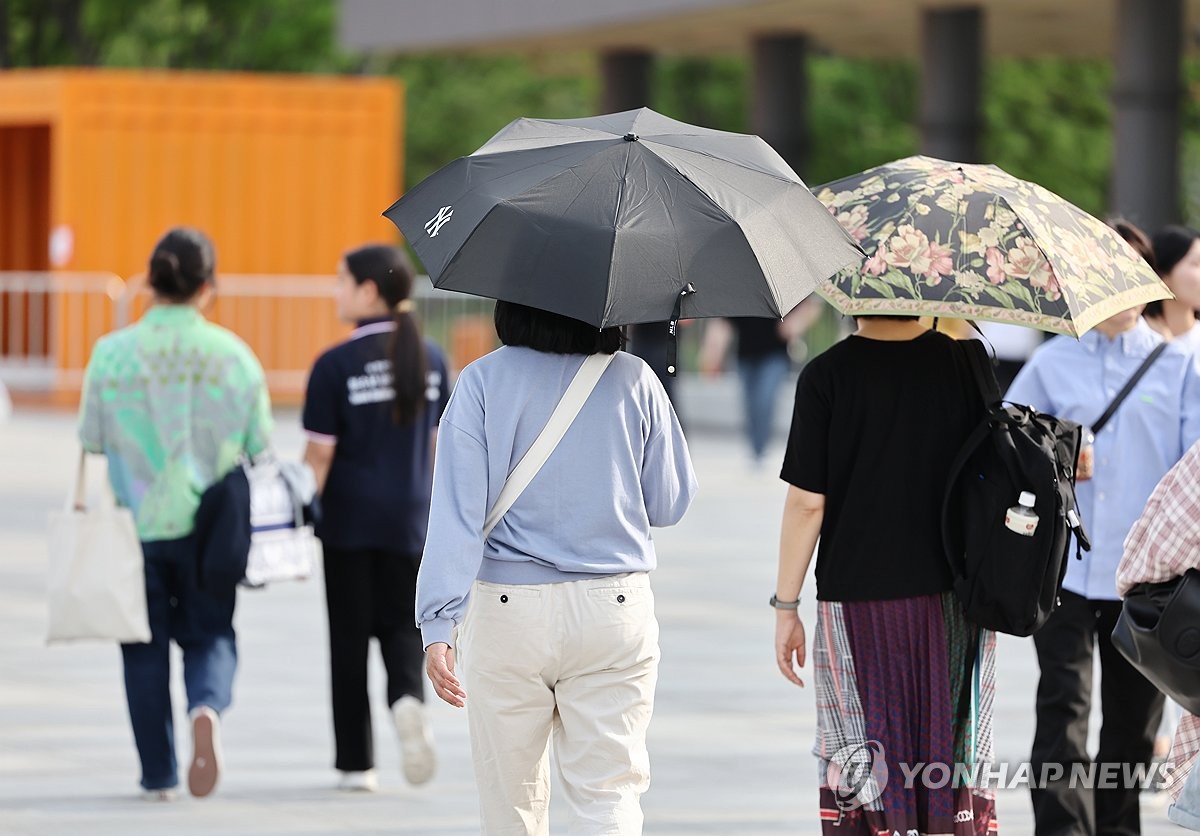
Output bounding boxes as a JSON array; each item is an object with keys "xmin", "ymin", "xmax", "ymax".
[{"xmin": 416, "ymin": 346, "xmax": 698, "ymax": 648}]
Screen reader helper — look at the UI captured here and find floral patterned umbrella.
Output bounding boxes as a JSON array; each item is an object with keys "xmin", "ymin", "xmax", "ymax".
[{"xmin": 816, "ymin": 155, "xmax": 1172, "ymax": 336}]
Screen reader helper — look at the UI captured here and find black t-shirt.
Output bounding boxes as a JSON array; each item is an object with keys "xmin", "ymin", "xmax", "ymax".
[
  {"xmin": 731, "ymin": 317, "xmax": 789, "ymax": 361},
  {"xmin": 302, "ymin": 320, "xmax": 451, "ymax": 553},
  {"xmin": 779, "ymin": 331, "xmax": 981, "ymax": 601}
]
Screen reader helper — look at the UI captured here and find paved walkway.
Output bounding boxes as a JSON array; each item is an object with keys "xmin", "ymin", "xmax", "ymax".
[{"xmin": 0, "ymin": 407, "xmax": 1180, "ymax": 834}]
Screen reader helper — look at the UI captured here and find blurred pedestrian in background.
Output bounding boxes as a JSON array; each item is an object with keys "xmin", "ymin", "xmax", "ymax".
[
  {"xmin": 419, "ymin": 301, "xmax": 696, "ymax": 834},
  {"xmin": 699, "ymin": 298, "xmax": 821, "ymax": 465},
  {"xmin": 1008, "ymin": 220, "xmax": 1200, "ymax": 835},
  {"xmin": 774, "ymin": 314, "xmax": 996, "ymax": 833},
  {"xmin": 302, "ymin": 245, "xmax": 449, "ymax": 792},
  {"xmin": 78, "ymin": 227, "xmax": 272, "ymax": 801},
  {"xmin": 1147, "ymin": 226, "xmax": 1200, "ymax": 350}
]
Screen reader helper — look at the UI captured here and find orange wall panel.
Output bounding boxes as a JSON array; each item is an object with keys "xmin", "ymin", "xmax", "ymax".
[
  {"xmin": 47, "ymin": 70, "xmax": 402, "ymax": 278},
  {"xmin": 0, "ymin": 70, "xmax": 404, "ymax": 400}
]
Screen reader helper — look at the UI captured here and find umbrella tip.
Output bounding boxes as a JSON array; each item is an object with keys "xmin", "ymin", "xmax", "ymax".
[{"xmin": 624, "ymin": 133, "xmax": 639, "ymax": 142}]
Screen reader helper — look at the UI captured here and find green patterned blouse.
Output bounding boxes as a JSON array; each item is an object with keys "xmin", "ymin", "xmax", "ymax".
[{"xmin": 78, "ymin": 304, "xmax": 272, "ymax": 541}]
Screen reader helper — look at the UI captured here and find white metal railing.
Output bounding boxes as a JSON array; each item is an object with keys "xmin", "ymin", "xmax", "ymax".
[
  {"xmin": 0, "ymin": 272, "xmax": 125, "ymax": 391},
  {"xmin": 0, "ymin": 270, "xmax": 710, "ymax": 397}
]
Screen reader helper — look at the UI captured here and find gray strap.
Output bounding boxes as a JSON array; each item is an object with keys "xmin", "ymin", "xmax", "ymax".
[{"xmin": 483, "ymin": 352, "xmax": 615, "ymax": 540}]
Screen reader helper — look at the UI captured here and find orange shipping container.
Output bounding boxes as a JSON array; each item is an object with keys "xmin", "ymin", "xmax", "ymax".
[{"xmin": 0, "ymin": 69, "xmax": 403, "ymax": 402}]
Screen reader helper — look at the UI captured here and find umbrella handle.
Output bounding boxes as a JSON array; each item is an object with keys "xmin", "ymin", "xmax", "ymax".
[{"xmin": 666, "ymin": 283, "xmax": 696, "ymax": 377}]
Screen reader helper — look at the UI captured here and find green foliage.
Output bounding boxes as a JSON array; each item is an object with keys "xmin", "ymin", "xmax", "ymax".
[
  {"xmin": 384, "ymin": 54, "xmax": 596, "ymax": 187},
  {"xmin": 654, "ymin": 55, "xmax": 749, "ymax": 133},
  {"xmin": 983, "ymin": 59, "xmax": 1113, "ymax": 216},
  {"xmin": 652, "ymin": 54, "xmax": 918, "ymax": 185},
  {"xmin": 807, "ymin": 57, "xmax": 919, "ymax": 185},
  {"xmin": 2, "ymin": 0, "xmax": 1197, "ymax": 221},
  {"xmin": 1180, "ymin": 60, "xmax": 1200, "ymax": 227},
  {"xmin": 3, "ymin": 0, "xmax": 350, "ymax": 72}
]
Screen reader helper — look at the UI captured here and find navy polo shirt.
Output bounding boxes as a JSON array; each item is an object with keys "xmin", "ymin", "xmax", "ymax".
[{"xmin": 302, "ymin": 318, "xmax": 451, "ymax": 554}]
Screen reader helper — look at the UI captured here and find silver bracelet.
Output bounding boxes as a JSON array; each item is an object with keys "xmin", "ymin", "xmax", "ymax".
[{"xmin": 769, "ymin": 594, "xmax": 800, "ymax": 610}]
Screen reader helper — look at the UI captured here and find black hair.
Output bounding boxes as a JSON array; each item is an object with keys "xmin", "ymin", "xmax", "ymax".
[
  {"xmin": 852, "ymin": 314, "xmax": 920, "ymax": 322},
  {"xmin": 148, "ymin": 227, "xmax": 215, "ymax": 303},
  {"xmin": 1147, "ymin": 226, "xmax": 1200, "ymax": 319},
  {"xmin": 1110, "ymin": 218, "xmax": 1157, "ymax": 270},
  {"xmin": 493, "ymin": 301, "xmax": 623, "ymax": 355},
  {"xmin": 343, "ymin": 244, "xmax": 426, "ymax": 426}
]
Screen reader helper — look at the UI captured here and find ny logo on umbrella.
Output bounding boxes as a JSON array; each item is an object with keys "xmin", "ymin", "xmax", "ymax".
[{"xmin": 425, "ymin": 206, "xmax": 454, "ymax": 237}]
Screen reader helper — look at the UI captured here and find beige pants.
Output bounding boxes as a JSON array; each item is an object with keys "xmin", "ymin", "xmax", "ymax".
[{"xmin": 458, "ymin": 572, "xmax": 660, "ymax": 836}]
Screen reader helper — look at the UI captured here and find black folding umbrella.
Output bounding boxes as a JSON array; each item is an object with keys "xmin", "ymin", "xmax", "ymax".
[{"xmin": 384, "ymin": 108, "xmax": 863, "ymax": 370}]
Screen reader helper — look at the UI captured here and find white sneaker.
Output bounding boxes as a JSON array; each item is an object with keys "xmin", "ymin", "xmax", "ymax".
[
  {"xmin": 392, "ymin": 696, "xmax": 436, "ymax": 786},
  {"xmin": 337, "ymin": 769, "xmax": 378, "ymax": 792},
  {"xmin": 187, "ymin": 706, "xmax": 222, "ymax": 798}
]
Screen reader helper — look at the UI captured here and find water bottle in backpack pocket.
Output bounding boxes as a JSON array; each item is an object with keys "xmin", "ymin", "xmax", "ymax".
[{"xmin": 942, "ymin": 339, "xmax": 1091, "ymax": 636}]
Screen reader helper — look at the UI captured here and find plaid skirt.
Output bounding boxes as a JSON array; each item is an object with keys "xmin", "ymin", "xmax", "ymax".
[{"xmin": 814, "ymin": 590, "xmax": 999, "ymax": 835}]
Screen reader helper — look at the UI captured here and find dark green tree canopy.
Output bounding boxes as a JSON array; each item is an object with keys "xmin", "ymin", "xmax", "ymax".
[{"xmin": 3, "ymin": 0, "xmax": 1197, "ymax": 221}]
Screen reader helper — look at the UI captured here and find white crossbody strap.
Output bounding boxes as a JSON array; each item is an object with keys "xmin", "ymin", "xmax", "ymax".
[{"xmin": 483, "ymin": 352, "xmax": 615, "ymax": 540}]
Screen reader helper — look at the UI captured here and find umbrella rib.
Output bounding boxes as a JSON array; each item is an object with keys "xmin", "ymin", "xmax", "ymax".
[
  {"xmin": 642, "ymin": 138, "xmax": 800, "ymax": 186},
  {"xmin": 602, "ymin": 143, "xmax": 631, "ymax": 327},
  {"xmin": 646, "ymin": 150, "xmax": 787, "ymax": 313}
]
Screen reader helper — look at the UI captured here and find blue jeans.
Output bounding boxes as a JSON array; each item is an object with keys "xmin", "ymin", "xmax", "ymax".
[
  {"xmin": 737, "ymin": 352, "xmax": 792, "ymax": 460},
  {"xmin": 121, "ymin": 537, "xmax": 237, "ymax": 790},
  {"xmin": 1171, "ymin": 761, "xmax": 1200, "ymax": 830}
]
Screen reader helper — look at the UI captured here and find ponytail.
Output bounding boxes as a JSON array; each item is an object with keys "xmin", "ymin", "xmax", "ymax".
[
  {"xmin": 389, "ymin": 299, "xmax": 428, "ymax": 426},
  {"xmin": 343, "ymin": 245, "xmax": 427, "ymax": 426}
]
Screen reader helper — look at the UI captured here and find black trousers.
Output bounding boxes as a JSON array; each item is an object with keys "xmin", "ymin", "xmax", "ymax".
[
  {"xmin": 1030, "ymin": 590, "xmax": 1164, "ymax": 836},
  {"xmin": 323, "ymin": 547, "xmax": 425, "ymax": 772}
]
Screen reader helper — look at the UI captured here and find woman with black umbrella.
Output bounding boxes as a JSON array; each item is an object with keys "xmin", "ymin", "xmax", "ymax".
[{"xmin": 417, "ymin": 302, "xmax": 696, "ymax": 834}]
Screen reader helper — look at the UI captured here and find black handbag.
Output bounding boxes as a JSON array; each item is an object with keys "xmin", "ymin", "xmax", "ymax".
[{"xmin": 1111, "ymin": 568, "xmax": 1200, "ymax": 716}]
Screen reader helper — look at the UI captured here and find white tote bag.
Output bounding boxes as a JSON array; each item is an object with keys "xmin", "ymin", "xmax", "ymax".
[
  {"xmin": 242, "ymin": 458, "xmax": 320, "ymax": 588},
  {"xmin": 46, "ymin": 452, "xmax": 152, "ymax": 644}
]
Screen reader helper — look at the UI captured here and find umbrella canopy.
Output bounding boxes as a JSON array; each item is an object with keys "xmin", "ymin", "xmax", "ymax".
[
  {"xmin": 816, "ymin": 155, "xmax": 1172, "ymax": 337},
  {"xmin": 384, "ymin": 108, "xmax": 863, "ymax": 329}
]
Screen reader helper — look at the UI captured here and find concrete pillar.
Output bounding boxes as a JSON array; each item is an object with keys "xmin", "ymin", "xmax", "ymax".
[
  {"xmin": 1112, "ymin": 0, "xmax": 1182, "ymax": 230},
  {"xmin": 751, "ymin": 34, "xmax": 809, "ymax": 178},
  {"xmin": 919, "ymin": 7, "xmax": 983, "ymax": 163},
  {"xmin": 600, "ymin": 50, "xmax": 653, "ymax": 112}
]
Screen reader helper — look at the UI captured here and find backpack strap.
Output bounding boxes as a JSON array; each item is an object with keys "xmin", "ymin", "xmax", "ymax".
[
  {"xmin": 960, "ymin": 337, "xmax": 1002, "ymax": 406},
  {"xmin": 942, "ymin": 338, "xmax": 1010, "ymax": 581},
  {"xmin": 941, "ymin": 416, "xmax": 995, "ymax": 582}
]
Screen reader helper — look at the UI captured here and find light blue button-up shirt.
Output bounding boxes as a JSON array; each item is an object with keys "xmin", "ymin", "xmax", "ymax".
[{"xmin": 1006, "ymin": 319, "xmax": 1200, "ymax": 600}]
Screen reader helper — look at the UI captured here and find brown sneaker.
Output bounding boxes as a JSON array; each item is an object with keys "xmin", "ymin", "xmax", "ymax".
[{"xmin": 187, "ymin": 706, "xmax": 222, "ymax": 798}]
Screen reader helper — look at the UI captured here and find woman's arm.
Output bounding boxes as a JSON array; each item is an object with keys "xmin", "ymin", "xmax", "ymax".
[
  {"xmin": 775, "ymin": 485, "xmax": 825, "ymax": 688},
  {"xmin": 698, "ymin": 318, "xmax": 734, "ymax": 376},
  {"xmin": 303, "ymin": 439, "xmax": 336, "ymax": 494},
  {"xmin": 418, "ymin": 415, "xmax": 490, "ymax": 708}
]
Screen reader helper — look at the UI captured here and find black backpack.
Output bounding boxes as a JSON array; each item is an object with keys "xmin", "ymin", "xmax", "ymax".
[{"xmin": 941, "ymin": 339, "xmax": 1091, "ymax": 636}]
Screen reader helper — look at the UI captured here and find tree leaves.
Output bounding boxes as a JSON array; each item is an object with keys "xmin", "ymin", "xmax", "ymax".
[{"xmin": 5, "ymin": 3, "xmax": 1200, "ymax": 225}]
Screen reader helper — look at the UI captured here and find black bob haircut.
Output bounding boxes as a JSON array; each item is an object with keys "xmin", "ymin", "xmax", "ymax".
[{"xmin": 494, "ymin": 301, "xmax": 623, "ymax": 355}]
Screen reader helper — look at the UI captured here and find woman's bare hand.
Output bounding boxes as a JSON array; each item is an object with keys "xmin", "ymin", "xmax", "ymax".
[
  {"xmin": 775, "ymin": 611, "xmax": 807, "ymax": 687},
  {"xmin": 426, "ymin": 642, "xmax": 467, "ymax": 707}
]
